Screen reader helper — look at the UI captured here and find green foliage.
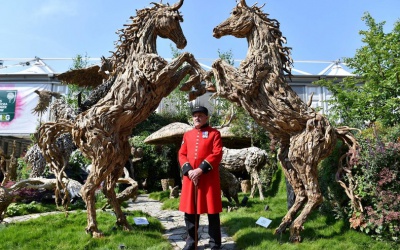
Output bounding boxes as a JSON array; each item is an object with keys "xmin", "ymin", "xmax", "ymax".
[
  {"xmin": 64, "ymin": 53, "xmax": 93, "ymax": 109},
  {"xmin": 315, "ymin": 13, "xmax": 400, "ymax": 127},
  {"xmin": 69, "ymin": 150, "xmax": 91, "ymax": 168},
  {"xmin": 130, "ymin": 135, "xmax": 178, "ymax": 191},
  {"xmin": 149, "ymin": 190, "xmax": 170, "ymax": 202},
  {"xmin": 217, "ymin": 49, "xmax": 235, "ymax": 65},
  {"xmin": 16, "ymin": 158, "xmax": 30, "ymax": 181},
  {"xmin": 229, "ymin": 108, "xmax": 273, "ymax": 149},
  {"xmin": 163, "ymin": 45, "xmax": 191, "ymax": 118},
  {"xmin": 149, "ymin": 190, "xmax": 180, "ymax": 210},
  {"xmin": 5, "ymin": 201, "xmax": 55, "ymax": 217},
  {"xmin": 68, "ymin": 150, "xmax": 91, "ymax": 182},
  {"xmin": 318, "ymin": 141, "xmax": 350, "ymax": 218}
]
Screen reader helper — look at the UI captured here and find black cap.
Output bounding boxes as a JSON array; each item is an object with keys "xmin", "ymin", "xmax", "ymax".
[{"xmin": 191, "ymin": 106, "xmax": 208, "ymax": 116}]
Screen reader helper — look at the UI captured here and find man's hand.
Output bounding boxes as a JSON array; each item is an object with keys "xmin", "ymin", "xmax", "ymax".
[{"xmin": 188, "ymin": 168, "xmax": 203, "ymax": 186}]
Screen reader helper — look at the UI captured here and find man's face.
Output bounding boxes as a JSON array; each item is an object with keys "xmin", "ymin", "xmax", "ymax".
[{"xmin": 192, "ymin": 112, "xmax": 209, "ymax": 129}]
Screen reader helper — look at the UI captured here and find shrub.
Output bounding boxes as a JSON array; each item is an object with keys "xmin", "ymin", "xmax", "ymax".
[
  {"xmin": 16, "ymin": 158, "xmax": 30, "ymax": 180},
  {"xmin": 5, "ymin": 201, "xmax": 53, "ymax": 217},
  {"xmin": 318, "ymin": 124, "xmax": 400, "ymax": 242},
  {"xmin": 351, "ymin": 138, "xmax": 400, "ymax": 242}
]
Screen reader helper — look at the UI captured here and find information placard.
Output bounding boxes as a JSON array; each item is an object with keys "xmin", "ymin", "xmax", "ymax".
[
  {"xmin": 133, "ymin": 217, "xmax": 149, "ymax": 225},
  {"xmin": 256, "ymin": 216, "xmax": 272, "ymax": 228}
]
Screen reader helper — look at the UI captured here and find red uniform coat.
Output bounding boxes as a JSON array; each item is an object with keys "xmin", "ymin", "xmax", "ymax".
[{"xmin": 178, "ymin": 125, "xmax": 223, "ymax": 214}]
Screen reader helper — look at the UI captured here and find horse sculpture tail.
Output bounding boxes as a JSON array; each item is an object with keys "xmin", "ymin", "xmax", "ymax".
[
  {"xmin": 334, "ymin": 126, "xmax": 363, "ymax": 213},
  {"xmin": 37, "ymin": 121, "xmax": 74, "ymax": 212}
]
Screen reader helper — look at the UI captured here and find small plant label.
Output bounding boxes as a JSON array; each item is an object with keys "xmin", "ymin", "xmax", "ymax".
[
  {"xmin": 256, "ymin": 217, "xmax": 272, "ymax": 228},
  {"xmin": 133, "ymin": 217, "xmax": 149, "ymax": 225}
]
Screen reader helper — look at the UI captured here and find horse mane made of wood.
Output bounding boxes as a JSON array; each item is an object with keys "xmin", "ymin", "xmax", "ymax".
[
  {"xmin": 37, "ymin": 0, "xmax": 206, "ymax": 237},
  {"xmin": 203, "ymin": 0, "xmax": 361, "ymax": 242}
]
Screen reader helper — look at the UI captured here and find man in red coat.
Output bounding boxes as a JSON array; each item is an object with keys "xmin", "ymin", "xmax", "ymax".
[{"xmin": 179, "ymin": 106, "xmax": 223, "ymax": 250}]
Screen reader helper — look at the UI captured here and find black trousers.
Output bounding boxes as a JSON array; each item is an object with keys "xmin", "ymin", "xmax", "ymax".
[{"xmin": 184, "ymin": 213, "xmax": 221, "ymax": 248}]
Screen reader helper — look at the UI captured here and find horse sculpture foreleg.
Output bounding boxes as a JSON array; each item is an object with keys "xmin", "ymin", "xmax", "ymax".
[
  {"xmin": 275, "ymin": 144, "xmax": 307, "ymax": 236},
  {"xmin": 206, "ymin": 60, "xmax": 241, "ymax": 103},
  {"xmin": 208, "ymin": 59, "xmax": 260, "ymax": 97},
  {"xmin": 156, "ymin": 52, "xmax": 205, "ymax": 88}
]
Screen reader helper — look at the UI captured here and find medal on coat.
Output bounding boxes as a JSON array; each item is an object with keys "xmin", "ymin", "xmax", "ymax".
[{"xmin": 202, "ymin": 131, "xmax": 208, "ymax": 138}]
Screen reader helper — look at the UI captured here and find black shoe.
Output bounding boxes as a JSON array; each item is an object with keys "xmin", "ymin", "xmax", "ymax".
[
  {"xmin": 205, "ymin": 244, "xmax": 221, "ymax": 250},
  {"xmin": 182, "ymin": 243, "xmax": 195, "ymax": 250}
]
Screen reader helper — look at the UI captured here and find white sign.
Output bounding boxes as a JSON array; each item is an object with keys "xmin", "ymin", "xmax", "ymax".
[
  {"xmin": 256, "ymin": 217, "xmax": 272, "ymax": 228},
  {"xmin": 133, "ymin": 217, "xmax": 149, "ymax": 225},
  {"xmin": 0, "ymin": 83, "xmax": 51, "ymax": 134}
]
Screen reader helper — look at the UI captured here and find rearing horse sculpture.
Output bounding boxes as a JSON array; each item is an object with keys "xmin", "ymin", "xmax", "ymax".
[
  {"xmin": 38, "ymin": 0, "xmax": 206, "ymax": 237},
  {"xmin": 205, "ymin": 0, "xmax": 360, "ymax": 242}
]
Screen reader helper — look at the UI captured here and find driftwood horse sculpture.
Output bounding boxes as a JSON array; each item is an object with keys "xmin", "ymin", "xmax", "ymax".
[
  {"xmin": 220, "ymin": 147, "xmax": 268, "ymax": 200},
  {"xmin": 38, "ymin": 0, "xmax": 205, "ymax": 237},
  {"xmin": 204, "ymin": 0, "xmax": 360, "ymax": 242}
]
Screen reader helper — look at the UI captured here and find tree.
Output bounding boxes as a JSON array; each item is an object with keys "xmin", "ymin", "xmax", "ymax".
[
  {"xmin": 315, "ymin": 13, "xmax": 400, "ymax": 127},
  {"xmin": 64, "ymin": 53, "xmax": 93, "ymax": 109}
]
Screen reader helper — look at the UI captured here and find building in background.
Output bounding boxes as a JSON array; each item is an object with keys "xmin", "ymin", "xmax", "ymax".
[
  {"xmin": 0, "ymin": 58, "xmax": 68, "ymax": 156},
  {"xmin": 0, "ymin": 58, "xmax": 353, "ymax": 156}
]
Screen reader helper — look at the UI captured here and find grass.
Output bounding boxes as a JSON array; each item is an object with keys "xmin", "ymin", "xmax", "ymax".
[
  {"xmin": 0, "ymin": 210, "xmax": 172, "ymax": 250},
  {"xmin": 2, "ymin": 168, "xmax": 397, "ymax": 249},
  {"xmin": 148, "ymin": 169, "xmax": 396, "ymax": 249},
  {"xmin": 219, "ymin": 168, "xmax": 397, "ymax": 250}
]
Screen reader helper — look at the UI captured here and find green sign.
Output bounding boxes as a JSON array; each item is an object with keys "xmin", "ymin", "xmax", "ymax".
[{"xmin": 0, "ymin": 90, "xmax": 17, "ymax": 122}]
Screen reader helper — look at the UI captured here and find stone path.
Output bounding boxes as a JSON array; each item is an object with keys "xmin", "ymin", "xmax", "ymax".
[{"xmin": 3, "ymin": 194, "xmax": 236, "ymax": 250}]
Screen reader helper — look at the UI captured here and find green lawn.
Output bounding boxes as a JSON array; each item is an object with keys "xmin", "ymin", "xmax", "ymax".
[
  {"xmin": 219, "ymin": 168, "xmax": 396, "ymax": 250},
  {"xmin": 0, "ymin": 210, "xmax": 172, "ymax": 250},
  {"xmin": 1, "ymin": 168, "xmax": 397, "ymax": 249}
]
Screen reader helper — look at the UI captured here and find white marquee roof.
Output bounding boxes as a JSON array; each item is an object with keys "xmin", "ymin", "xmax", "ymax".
[{"xmin": 0, "ymin": 57, "xmax": 354, "ymax": 76}]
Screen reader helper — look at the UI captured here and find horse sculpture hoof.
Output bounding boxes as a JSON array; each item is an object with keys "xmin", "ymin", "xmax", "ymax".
[
  {"xmin": 274, "ymin": 221, "xmax": 291, "ymax": 235},
  {"xmin": 122, "ymin": 225, "xmax": 133, "ymax": 232},
  {"xmin": 289, "ymin": 235, "xmax": 302, "ymax": 243},
  {"xmin": 92, "ymin": 231, "xmax": 105, "ymax": 238},
  {"xmin": 86, "ymin": 227, "xmax": 105, "ymax": 238},
  {"xmin": 289, "ymin": 225, "xmax": 304, "ymax": 243}
]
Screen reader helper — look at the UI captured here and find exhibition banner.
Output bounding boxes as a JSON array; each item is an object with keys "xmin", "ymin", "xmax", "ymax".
[{"xmin": 0, "ymin": 83, "xmax": 51, "ymax": 134}]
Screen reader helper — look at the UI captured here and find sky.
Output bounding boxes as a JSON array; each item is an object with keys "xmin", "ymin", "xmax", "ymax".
[{"xmin": 0, "ymin": 0, "xmax": 399, "ymax": 74}]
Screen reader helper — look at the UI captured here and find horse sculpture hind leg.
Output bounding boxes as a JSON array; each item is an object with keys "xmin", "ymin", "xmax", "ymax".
[
  {"xmin": 275, "ymin": 117, "xmax": 337, "ymax": 242},
  {"xmin": 103, "ymin": 161, "xmax": 131, "ymax": 231}
]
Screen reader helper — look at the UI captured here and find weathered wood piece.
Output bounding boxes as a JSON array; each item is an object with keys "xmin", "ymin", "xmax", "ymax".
[
  {"xmin": 220, "ymin": 147, "xmax": 268, "ymax": 200},
  {"xmin": 0, "ymin": 177, "xmax": 82, "ymax": 222},
  {"xmin": 204, "ymin": 0, "xmax": 360, "ymax": 242},
  {"xmin": 219, "ymin": 165, "xmax": 240, "ymax": 206},
  {"xmin": 37, "ymin": 0, "xmax": 206, "ymax": 237}
]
